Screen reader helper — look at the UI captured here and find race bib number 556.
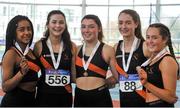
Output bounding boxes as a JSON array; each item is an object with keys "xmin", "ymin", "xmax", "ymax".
[
  {"xmin": 119, "ymin": 74, "xmax": 142, "ymax": 92},
  {"xmin": 45, "ymin": 69, "xmax": 70, "ymax": 86}
]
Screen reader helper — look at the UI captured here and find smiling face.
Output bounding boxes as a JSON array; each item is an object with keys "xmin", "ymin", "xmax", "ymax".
[
  {"xmin": 118, "ymin": 13, "xmax": 138, "ymax": 38},
  {"xmin": 146, "ymin": 27, "xmax": 167, "ymax": 54},
  {"xmin": 16, "ymin": 20, "xmax": 32, "ymax": 45},
  {"xmin": 81, "ymin": 19, "xmax": 100, "ymax": 43},
  {"xmin": 47, "ymin": 14, "xmax": 66, "ymax": 38}
]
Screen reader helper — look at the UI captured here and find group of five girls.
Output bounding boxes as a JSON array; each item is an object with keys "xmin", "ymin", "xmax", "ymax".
[{"xmin": 1, "ymin": 9, "xmax": 178, "ymax": 107}]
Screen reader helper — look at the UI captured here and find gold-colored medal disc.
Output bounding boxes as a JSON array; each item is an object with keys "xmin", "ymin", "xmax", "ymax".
[{"xmin": 83, "ymin": 71, "xmax": 88, "ymax": 77}]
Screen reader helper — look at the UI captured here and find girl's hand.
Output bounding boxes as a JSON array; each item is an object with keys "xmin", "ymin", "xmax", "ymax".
[
  {"xmin": 136, "ymin": 66, "xmax": 148, "ymax": 85},
  {"xmin": 105, "ymin": 76, "xmax": 117, "ymax": 89},
  {"xmin": 19, "ymin": 57, "xmax": 29, "ymax": 75}
]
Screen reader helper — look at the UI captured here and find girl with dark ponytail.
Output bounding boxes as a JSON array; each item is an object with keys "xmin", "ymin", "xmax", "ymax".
[{"xmin": 136, "ymin": 23, "xmax": 178, "ymax": 107}]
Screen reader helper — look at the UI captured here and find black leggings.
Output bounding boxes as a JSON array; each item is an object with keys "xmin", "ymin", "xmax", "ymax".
[
  {"xmin": 120, "ymin": 90, "xmax": 146, "ymax": 107},
  {"xmin": 0, "ymin": 87, "xmax": 36, "ymax": 107},
  {"xmin": 35, "ymin": 91, "xmax": 72, "ymax": 107},
  {"xmin": 74, "ymin": 85, "xmax": 113, "ymax": 107}
]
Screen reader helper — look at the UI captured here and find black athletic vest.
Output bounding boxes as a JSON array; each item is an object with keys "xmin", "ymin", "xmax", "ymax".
[
  {"xmin": 12, "ymin": 47, "xmax": 39, "ymax": 82},
  {"xmin": 37, "ymin": 39, "xmax": 72, "ymax": 94},
  {"xmin": 115, "ymin": 39, "xmax": 147, "ymax": 74},
  {"xmin": 143, "ymin": 54, "xmax": 176, "ymax": 107},
  {"xmin": 115, "ymin": 39, "xmax": 147, "ymax": 101},
  {"xmin": 76, "ymin": 42, "xmax": 109, "ymax": 79},
  {"xmin": 144, "ymin": 54, "xmax": 176, "ymax": 89}
]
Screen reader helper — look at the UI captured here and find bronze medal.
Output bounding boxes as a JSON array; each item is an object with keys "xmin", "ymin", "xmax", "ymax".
[{"xmin": 83, "ymin": 71, "xmax": 88, "ymax": 77}]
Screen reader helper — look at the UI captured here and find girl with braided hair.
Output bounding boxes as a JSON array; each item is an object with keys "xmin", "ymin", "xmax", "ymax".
[
  {"xmin": 1, "ymin": 15, "xmax": 40, "ymax": 106},
  {"xmin": 136, "ymin": 23, "xmax": 179, "ymax": 107}
]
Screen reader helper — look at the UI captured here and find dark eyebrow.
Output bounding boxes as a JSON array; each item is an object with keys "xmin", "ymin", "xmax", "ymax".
[
  {"xmin": 118, "ymin": 20, "xmax": 132, "ymax": 23},
  {"xmin": 51, "ymin": 19, "xmax": 64, "ymax": 21},
  {"xmin": 17, "ymin": 26, "xmax": 25, "ymax": 29},
  {"xmin": 82, "ymin": 24, "xmax": 95, "ymax": 26},
  {"xmin": 17, "ymin": 25, "xmax": 31, "ymax": 31}
]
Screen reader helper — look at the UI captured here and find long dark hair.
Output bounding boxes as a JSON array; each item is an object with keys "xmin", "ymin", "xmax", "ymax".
[
  {"xmin": 44, "ymin": 10, "xmax": 72, "ymax": 51},
  {"xmin": 81, "ymin": 14, "xmax": 104, "ymax": 42},
  {"xmin": 4, "ymin": 15, "xmax": 34, "ymax": 54},
  {"xmin": 148, "ymin": 23, "xmax": 175, "ymax": 58},
  {"xmin": 148, "ymin": 23, "xmax": 180, "ymax": 78},
  {"xmin": 119, "ymin": 9, "xmax": 144, "ymax": 40}
]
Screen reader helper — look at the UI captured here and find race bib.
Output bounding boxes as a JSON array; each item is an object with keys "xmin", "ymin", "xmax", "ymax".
[
  {"xmin": 45, "ymin": 69, "xmax": 70, "ymax": 86},
  {"xmin": 119, "ymin": 74, "xmax": 142, "ymax": 92}
]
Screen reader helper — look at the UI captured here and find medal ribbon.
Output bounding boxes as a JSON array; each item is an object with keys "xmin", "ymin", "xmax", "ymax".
[
  {"xmin": 122, "ymin": 37, "xmax": 138, "ymax": 72},
  {"xmin": 82, "ymin": 41, "xmax": 100, "ymax": 72},
  {"xmin": 47, "ymin": 38, "xmax": 63, "ymax": 69},
  {"xmin": 141, "ymin": 48, "xmax": 168, "ymax": 67},
  {"xmin": 15, "ymin": 42, "xmax": 29, "ymax": 57}
]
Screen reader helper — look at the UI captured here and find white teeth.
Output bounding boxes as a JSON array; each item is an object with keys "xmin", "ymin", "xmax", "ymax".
[
  {"xmin": 120, "ymin": 30, "xmax": 128, "ymax": 33},
  {"xmin": 84, "ymin": 34, "xmax": 91, "ymax": 36},
  {"xmin": 55, "ymin": 30, "xmax": 60, "ymax": 32}
]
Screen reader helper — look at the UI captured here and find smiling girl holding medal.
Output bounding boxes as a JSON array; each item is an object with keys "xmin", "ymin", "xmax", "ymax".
[
  {"xmin": 136, "ymin": 23, "xmax": 178, "ymax": 107},
  {"xmin": 74, "ymin": 14, "xmax": 118, "ymax": 107},
  {"xmin": 33, "ymin": 10, "xmax": 77, "ymax": 107},
  {"xmin": 114, "ymin": 9, "xmax": 150, "ymax": 107},
  {"xmin": 1, "ymin": 15, "xmax": 40, "ymax": 106}
]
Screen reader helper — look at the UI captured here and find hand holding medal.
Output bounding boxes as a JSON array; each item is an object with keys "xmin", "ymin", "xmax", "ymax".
[
  {"xmin": 19, "ymin": 56, "xmax": 29, "ymax": 75},
  {"xmin": 136, "ymin": 66, "xmax": 147, "ymax": 85}
]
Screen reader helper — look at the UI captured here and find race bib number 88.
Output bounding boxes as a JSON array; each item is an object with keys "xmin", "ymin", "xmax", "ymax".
[
  {"xmin": 119, "ymin": 74, "xmax": 142, "ymax": 92},
  {"xmin": 45, "ymin": 69, "xmax": 70, "ymax": 86}
]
